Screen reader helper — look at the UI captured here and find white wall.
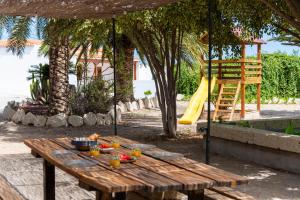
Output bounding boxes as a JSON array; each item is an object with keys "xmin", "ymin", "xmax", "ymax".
[{"xmin": 0, "ymin": 45, "xmax": 49, "ymax": 109}]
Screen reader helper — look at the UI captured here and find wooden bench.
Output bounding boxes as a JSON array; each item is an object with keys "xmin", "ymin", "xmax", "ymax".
[
  {"xmin": 205, "ymin": 187, "xmax": 255, "ymax": 200},
  {"xmin": 0, "ymin": 174, "xmax": 27, "ymax": 200}
]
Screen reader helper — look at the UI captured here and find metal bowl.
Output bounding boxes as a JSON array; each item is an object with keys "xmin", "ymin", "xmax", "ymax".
[{"xmin": 71, "ymin": 138, "xmax": 98, "ymax": 151}]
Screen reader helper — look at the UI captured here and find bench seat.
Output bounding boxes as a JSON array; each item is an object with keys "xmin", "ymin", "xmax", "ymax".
[
  {"xmin": 205, "ymin": 187, "xmax": 255, "ymax": 200},
  {"xmin": 0, "ymin": 174, "xmax": 26, "ymax": 200}
]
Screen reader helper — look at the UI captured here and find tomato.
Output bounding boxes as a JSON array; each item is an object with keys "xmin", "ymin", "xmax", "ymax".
[
  {"xmin": 120, "ymin": 154, "xmax": 131, "ymax": 160},
  {"xmin": 100, "ymin": 144, "xmax": 111, "ymax": 149}
]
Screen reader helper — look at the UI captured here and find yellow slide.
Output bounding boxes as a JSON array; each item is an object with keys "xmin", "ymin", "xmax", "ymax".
[{"xmin": 179, "ymin": 77, "xmax": 216, "ymax": 124}]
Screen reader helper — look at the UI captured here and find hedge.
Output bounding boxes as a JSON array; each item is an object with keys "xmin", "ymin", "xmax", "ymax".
[{"xmin": 177, "ymin": 53, "xmax": 300, "ymax": 103}]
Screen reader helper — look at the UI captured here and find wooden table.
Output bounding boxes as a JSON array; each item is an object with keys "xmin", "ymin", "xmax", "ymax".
[{"xmin": 24, "ymin": 136, "xmax": 248, "ymax": 200}]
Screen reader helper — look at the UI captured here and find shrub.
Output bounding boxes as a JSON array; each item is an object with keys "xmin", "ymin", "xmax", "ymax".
[
  {"xmin": 246, "ymin": 53, "xmax": 300, "ymax": 103},
  {"xmin": 177, "ymin": 62, "xmax": 201, "ymax": 97},
  {"xmin": 70, "ymin": 78, "xmax": 112, "ymax": 115}
]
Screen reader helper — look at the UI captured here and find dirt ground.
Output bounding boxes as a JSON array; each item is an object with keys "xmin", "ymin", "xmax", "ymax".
[{"xmin": 0, "ymin": 103, "xmax": 300, "ymax": 199}]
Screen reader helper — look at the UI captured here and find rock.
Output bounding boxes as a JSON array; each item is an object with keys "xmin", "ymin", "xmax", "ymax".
[
  {"xmin": 108, "ymin": 107, "xmax": 122, "ymax": 123},
  {"xmin": 83, "ymin": 112, "xmax": 97, "ymax": 126},
  {"xmin": 177, "ymin": 94, "xmax": 185, "ymax": 101},
  {"xmin": 144, "ymin": 98, "xmax": 153, "ymax": 109},
  {"xmin": 131, "ymin": 101, "xmax": 139, "ymax": 110},
  {"xmin": 34, "ymin": 115, "xmax": 47, "ymax": 127},
  {"xmin": 96, "ymin": 113, "xmax": 106, "ymax": 125},
  {"xmin": 22, "ymin": 112, "xmax": 36, "ymax": 126},
  {"xmin": 151, "ymin": 97, "xmax": 159, "ymax": 108},
  {"xmin": 46, "ymin": 114, "xmax": 68, "ymax": 127},
  {"xmin": 2, "ymin": 105, "xmax": 16, "ymax": 120},
  {"xmin": 118, "ymin": 101, "xmax": 127, "ymax": 113},
  {"xmin": 68, "ymin": 115, "xmax": 83, "ymax": 127},
  {"xmin": 105, "ymin": 114, "xmax": 112, "ymax": 125},
  {"xmin": 7, "ymin": 101, "xmax": 19, "ymax": 110},
  {"xmin": 138, "ymin": 99, "xmax": 145, "ymax": 109},
  {"xmin": 125, "ymin": 102, "xmax": 134, "ymax": 112},
  {"xmin": 12, "ymin": 109, "xmax": 25, "ymax": 124}
]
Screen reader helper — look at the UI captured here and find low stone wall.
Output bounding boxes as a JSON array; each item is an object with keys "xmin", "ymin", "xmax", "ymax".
[
  {"xmin": 2, "ymin": 96, "xmax": 160, "ymax": 128},
  {"xmin": 197, "ymin": 122, "xmax": 300, "ymax": 173},
  {"xmin": 233, "ymin": 117, "xmax": 300, "ymax": 131}
]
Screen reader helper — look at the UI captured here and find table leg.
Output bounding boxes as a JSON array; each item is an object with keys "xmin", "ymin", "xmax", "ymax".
[
  {"xmin": 43, "ymin": 159, "xmax": 55, "ymax": 200},
  {"xmin": 114, "ymin": 192, "xmax": 126, "ymax": 200},
  {"xmin": 187, "ymin": 189, "xmax": 204, "ymax": 200}
]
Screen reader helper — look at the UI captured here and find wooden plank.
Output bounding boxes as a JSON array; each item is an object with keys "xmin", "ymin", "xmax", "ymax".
[
  {"xmin": 205, "ymin": 59, "xmax": 261, "ymax": 64},
  {"xmin": 204, "ymin": 189, "xmax": 234, "ymax": 200},
  {"xmin": 102, "ymin": 137, "xmax": 248, "ymax": 187},
  {"xmin": 244, "ymin": 65, "xmax": 261, "ymax": 69},
  {"xmin": 43, "ymin": 159, "xmax": 55, "ymax": 200},
  {"xmin": 53, "ymin": 138, "xmax": 184, "ymax": 192},
  {"xmin": 245, "ymin": 71, "xmax": 261, "ymax": 75},
  {"xmin": 24, "ymin": 139, "xmax": 147, "ymax": 193},
  {"xmin": 0, "ymin": 174, "xmax": 26, "ymax": 200},
  {"xmin": 209, "ymin": 187, "xmax": 255, "ymax": 200},
  {"xmin": 244, "ymin": 77, "xmax": 262, "ymax": 84},
  {"xmin": 71, "ymin": 138, "xmax": 214, "ymax": 191}
]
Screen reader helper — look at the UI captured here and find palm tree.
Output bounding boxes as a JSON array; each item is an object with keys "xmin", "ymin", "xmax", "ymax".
[{"xmin": 2, "ymin": 16, "xmax": 72, "ymax": 114}]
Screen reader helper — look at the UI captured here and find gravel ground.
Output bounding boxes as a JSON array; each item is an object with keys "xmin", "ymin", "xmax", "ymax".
[{"xmin": 0, "ymin": 103, "xmax": 300, "ymax": 199}]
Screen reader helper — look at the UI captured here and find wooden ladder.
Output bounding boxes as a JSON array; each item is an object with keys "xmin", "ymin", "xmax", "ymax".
[{"xmin": 213, "ymin": 81, "xmax": 241, "ymax": 121}]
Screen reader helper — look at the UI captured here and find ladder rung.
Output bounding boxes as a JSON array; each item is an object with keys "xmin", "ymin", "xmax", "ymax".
[
  {"xmin": 223, "ymin": 87, "xmax": 237, "ymax": 89},
  {"xmin": 218, "ymin": 110, "xmax": 231, "ymax": 113},
  {"xmin": 221, "ymin": 98, "xmax": 235, "ymax": 101},
  {"xmin": 219, "ymin": 104, "xmax": 234, "ymax": 107},
  {"xmin": 222, "ymin": 92, "xmax": 236, "ymax": 95}
]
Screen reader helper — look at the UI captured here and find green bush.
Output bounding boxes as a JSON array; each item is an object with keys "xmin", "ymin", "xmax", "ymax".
[
  {"xmin": 177, "ymin": 62, "xmax": 201, "ymax": 97},
  {"xmin": 70, "ymin": 78, "xmax": 112, "ymax": 115},
  {"xmin": 246, "ymin": 53, "xmax": 300, "ymax": 103}
]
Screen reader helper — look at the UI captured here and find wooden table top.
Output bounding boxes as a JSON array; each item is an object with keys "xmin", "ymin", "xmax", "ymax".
[{"xmin": 24, "ymin": 136, "xmax": 248, "ymax": 193}]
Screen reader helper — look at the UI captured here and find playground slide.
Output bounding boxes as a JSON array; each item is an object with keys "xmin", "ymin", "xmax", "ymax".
[{"xmin": 179, "ymin": 77, "xmax": 216, "ymax": 125}]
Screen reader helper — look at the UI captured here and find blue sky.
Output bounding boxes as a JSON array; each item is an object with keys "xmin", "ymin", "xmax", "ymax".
[{"xmin": 247, "ymin": 35, "xmax": 299, "ymax": 56}]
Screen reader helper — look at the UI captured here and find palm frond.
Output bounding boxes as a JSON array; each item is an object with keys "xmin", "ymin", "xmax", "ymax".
[{"xmin": 7, "ymin": 17, "xmax": 33, "ymax": 57}]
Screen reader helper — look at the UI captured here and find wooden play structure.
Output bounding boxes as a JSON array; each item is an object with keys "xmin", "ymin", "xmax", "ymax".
[
  {"xmin": 211, "ymin": 38, "xmax": 266, "ymax": 121},
  {"xmin": 178, "ymin": 36, "xmax": 266, "ymax": 125}
]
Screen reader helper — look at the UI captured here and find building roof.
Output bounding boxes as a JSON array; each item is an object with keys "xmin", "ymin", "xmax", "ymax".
[
  {"xmin": 0, "ymin": 39, "xmax": 42, "ymax": 47},
  {"xmin": 0, "ymin": 0, "xmax": 178, "ymax": 19}
]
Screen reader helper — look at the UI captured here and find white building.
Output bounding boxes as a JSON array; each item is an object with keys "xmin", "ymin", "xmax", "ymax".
[{"xmin": 0, "ymin": 39, "xmax": 156, "ymax": 110}]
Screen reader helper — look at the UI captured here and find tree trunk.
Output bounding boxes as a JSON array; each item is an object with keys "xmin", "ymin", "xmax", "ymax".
[
  {"xmin": 49, "ymin": 37, "xmax": 70, "ymax": 114},
  {"xmin": 116, "ymin": 34, "xmax": 134, "ymax": 101}
]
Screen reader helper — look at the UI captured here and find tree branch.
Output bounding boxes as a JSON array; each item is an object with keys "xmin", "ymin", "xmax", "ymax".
[{"xmin": 259, "ymin": 0, "xmax": 300, "ymax": 31}]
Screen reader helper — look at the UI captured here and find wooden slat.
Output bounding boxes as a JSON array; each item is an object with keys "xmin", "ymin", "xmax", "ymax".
[
  {"xmin": 103, "ymin": 136, "xmax": 248, "ymax": 187},
  {"xmin": 245, "ymin": 71, "xmax": 261, "ymax": 75},
  {"xmin": 24, "ymin": 139, "xmax": 147, "ymax": 193},
  {"xmin": 209, "ymin": 187, "xmax": 255, "ymax": 200},
  {"xmin": 53, "ymin": 138, "xmax": 185, "ymax": 192},
  {"xmin": 0, "ymin": 175, "xmax": 26, "ymax": 200},
  {"xmin": 245, "ymin": 65, "xmax": 261, "ymax": 69},
  {"xmin": 206, "ymin": 59, "xmax": 261, "ymax": 64},
  {"xmin": 222, "ymin": 71, "xmax": 241, "ymax": 75}
]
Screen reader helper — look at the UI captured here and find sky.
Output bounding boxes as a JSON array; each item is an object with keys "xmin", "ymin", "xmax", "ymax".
[{"xmin": 247, "ymin": 35, "xmax": 299, "ymax": 56}]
